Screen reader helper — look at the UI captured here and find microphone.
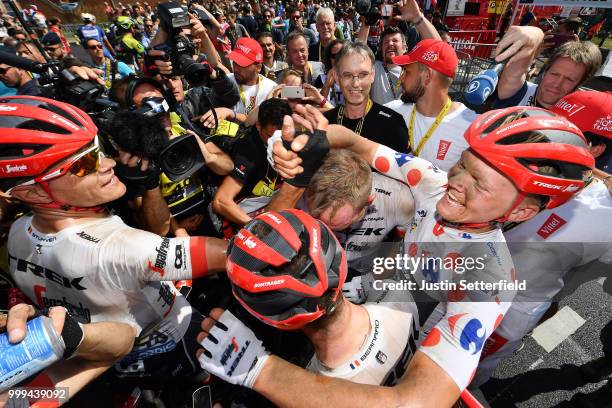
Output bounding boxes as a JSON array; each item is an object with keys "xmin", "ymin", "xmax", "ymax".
[
  {"xmin": 0, "ymin": 50, "xmax": 56, "ymax": 74},
  {"xmin": 463, "ymin": 62, "xmax": 505, "ymax": 106}
]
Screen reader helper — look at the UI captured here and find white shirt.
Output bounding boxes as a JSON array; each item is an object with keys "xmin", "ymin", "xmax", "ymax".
[
  {"xmin": 371, "ymin": 145, "xmax": 515, "ymax": 390},
  {"xmin": 504, "ymin": 179, "xmax": 612, "ymax": 302},
  {"xmin": 307, "ymin": 302, "xmax": 416, "ymax": 386},
  {"xmin": 384, "ymin": 100, "xmax": 477, "ymax": 172},
  {"xmin": 228, "ymin": 73, "xmax": 277, "ymax": 115},
  {"xmin": 371, "ymin": 61, "xmax": 401, "ymax": 106}
]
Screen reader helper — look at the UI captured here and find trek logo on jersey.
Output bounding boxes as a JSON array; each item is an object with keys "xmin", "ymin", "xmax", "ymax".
[
  {"xmin": 34, "ymin": 285, "xmax": 92, "ymax": 322},
  {"xmin": 436, "ymin": 140, "xmax": 452, "ymax": 160},
  {"xmin": 147, "ymin": 237, "xmax": 170, "ymax": 277},
  {"xmin": 9, "ymin": 253, "xmax": 87, "ymax": 290},
  {"xmin": 537, "ymin": 213, "xmax": 567, "ymax": 239},
  {"xmin": 350, "ymin": 228, "xmax": 384, "ymax": 236},
  {"xmin": 76, "ymin": 231, "xmax": 101, "ymax": 243},
  {"xmin": 374, "ymin": 187, "xmax": 391, "ymax": 196}
]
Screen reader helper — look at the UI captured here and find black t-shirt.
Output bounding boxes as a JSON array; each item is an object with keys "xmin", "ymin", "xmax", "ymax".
[
  {"xmin": 324, "ymin": 102, "xmax": 410, "ymax": 153},
  {"xmin": 230, "ymin": 127, "xmax": 278, "ymax": 200}
]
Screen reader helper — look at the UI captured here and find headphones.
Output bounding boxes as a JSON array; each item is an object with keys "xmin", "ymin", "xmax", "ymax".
[{"xmin": 110, "ymin": 75, "xmax": 169, "ymax": 110}]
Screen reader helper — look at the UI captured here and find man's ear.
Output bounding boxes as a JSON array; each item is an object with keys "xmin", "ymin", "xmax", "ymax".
[
  {"xmin": 589, "ymin": 143, "xmax": 606, "ymax": 159},
  {"xmin": 505, "ymin": 196, "xmax": 541, "ymax": 223},
  {"xmin": 9, "ymin": 184, "xmax": 53, "ymax": 205}
]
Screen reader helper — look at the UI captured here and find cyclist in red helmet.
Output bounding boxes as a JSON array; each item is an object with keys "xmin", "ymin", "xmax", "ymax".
[
  {"xmin": 0, "ymin": 96, "xmax": 227, "ymax": 400},
  {"xmin": 197, "ymin": 104, "xmax": 594, "ymax": 407},
  {"xmin": 214, "ymin": 209, "xmax": 417, "ymax": 386}
]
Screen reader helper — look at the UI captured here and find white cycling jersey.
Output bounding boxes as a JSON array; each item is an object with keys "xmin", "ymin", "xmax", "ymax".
[
  {"xmin": 8, "ymin": 215, "xmax": 208, "ymax": 359},
  {"xmin": 370, "ymin": 145, "xmax": 515, "ymax": 391},
  {"xmin": 306, "ymin": 300, "xmax": 417, "ymax": 386},
  {"xmin": 299, "ymin": 172, "xmax": 414, "ymax": 274}
]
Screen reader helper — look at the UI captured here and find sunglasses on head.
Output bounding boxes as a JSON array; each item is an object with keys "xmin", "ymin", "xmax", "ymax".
[{"xmin": 88, "ymin": 44, "xmax": 103, "ymax": 50}]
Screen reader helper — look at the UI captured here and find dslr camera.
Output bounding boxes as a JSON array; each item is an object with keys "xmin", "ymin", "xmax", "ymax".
[{"xmin": 153, "ymin": 1, "xmax": 212, "ymax": 85}]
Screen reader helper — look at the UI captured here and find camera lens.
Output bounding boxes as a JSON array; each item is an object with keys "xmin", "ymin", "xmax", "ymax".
[{"xmin": 158, "ymin": 134, "xmax": 205, "ymax": 181}]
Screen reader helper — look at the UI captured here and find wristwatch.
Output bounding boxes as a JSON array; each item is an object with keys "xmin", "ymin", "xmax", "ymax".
[{"xmin": 412, "ymin": 14, "xmax": 424, "ymax": 27}]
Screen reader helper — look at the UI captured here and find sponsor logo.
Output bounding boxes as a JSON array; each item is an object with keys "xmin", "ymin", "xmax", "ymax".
[
  {"xmin": 436, "ymin": 140, "xmax": 451, "ymax": 160},
  {"xmin": 147, "ymin": 237, "xmax": 170, "ymax": 277},
  {"xmin": 350, "ymin": 227, "xmax": 384, "ymax": 236},
  {"xmin": 533, "ymin": 180, "xmax": 563, "ymax": 190},
  {"xmin": 231, "ymin": 337, "xmax": 239, "ymax": 352},
  {"xmin": 34, "ymin": 285, "xmax": 91, "ymax": 322},
  {"xmin": 495, "ymin": 119, "xmax": 527, "ymax": 135},
  {"xmin": 220, "ymin": 336, "xmax": 252, "ymax": 376},
  {"xmin": 358, "ymin": 319, "xmax": 380, "ymax": 361},
  {"xmin": 564, "ymin": 185, "xmax": 580, "ymax": 193},
  {"xmin": 9, "ymin": 253, "xmax": 86, "ymax": 290},
  {"xmin": 237, "ymin": 44, "xmax": 252, "ymax": 54},
  {"xmin": 554, "ymin": 99, "xmax": 585, "ymax": 117},
  {"xmin": 537, "ymin": 213, "xmax": 566, "ymax": 239},
  {"xmin": 264, "ymin": 213, "xmax": 283, "ymax": 224},
  {"xmin": 366, "ymin": 206, "xmax": 378, "ymax": 215},
  {"xmin": 244, "ymin": 236, "xmax": 257, "ymax": 249},
  {"xmin": 362, "ymin": 217, "xmax": 384, "ymax": 222},
  {"xmin": 157, "ymin": 283, "xmax": 176, "ymax": 317},
  {"xmin": 394, "ymin": 153, "xmax": 412, "ymax": 167},
  {"xmin": 459, "ymin": 318, "xmax": 486, "ymax": 355},
  {"xmin": 253, "ymin": 279, "xmax": 285, "ymax": 288},
  {"xmin": 374, "ymin": 188, "xmax": 391, "ymax": 196},
  {"xmin": 421, "ymin": 50, "xmax": 438, "ymax": 62},
  {"xmin": 5, "ymin": 164, "xmax": 27, "ymax": 174},
  {"xmin": 467, "ymin": 81, "xmax": 479, "ymax": 93},
  {"xmin": 312, "ymin": 227, "xmax": 318, "ymax": 254},
  {"xmin": 0, "ymin": 104, "xmax": 17, "ymax": 111},
  {"xmin": 235, "ymin": 164, "xmax": 246, "ymax": 176},
  {"xmin": 76, "ymin": 231, "xmax": 101, "ymax": 243},
  {"xmin": 376, "ymin": 350, "xmax": 387, "ymax": 364},
  {"xmin": 27, "ymin": 226, "xmax": 56, "ymax": 243},
  {"xmin": 51, "ymin": 114, "xmax": 79, "ymax": 130},
  {"xmin": 174, "ymin": 245, "xmax": 183, "ymax": 269},
  {"xmin": 594, "ymin": 115, "xmax": 612, "ymax": 132},
  {"xmin": 346, "ymin": 241, "xmax": 367, "ymax": 252},
  {"xmin": 378, "ymin": 111, "xmax": 391, "ymax": 118},
  {"xmin": 416, "ymin": 209, "xmax": 427, "ymax": 218}
]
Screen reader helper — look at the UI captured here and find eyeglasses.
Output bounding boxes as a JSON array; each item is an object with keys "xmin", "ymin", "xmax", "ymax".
[
  {"xmin": 88, "ymin": 44, "xmax": 103, "ymax": 50},
  {"xmin": 43, "ymin": 45, "xmax": 61, "ymax": 51},
  {"xmin": 340, "ymin": 71, "xmax": 371, "ymax": 83},
  {"xmin": 7, "ymin": 138, "xmax": 102, "ymax": 194},
  {"xmin": 0, "ymin": 66, "xmax": 13, "ymax": 75},
  {"xmin": 145, "ymin": 25, "xmax": 154, "ymax": 28}
]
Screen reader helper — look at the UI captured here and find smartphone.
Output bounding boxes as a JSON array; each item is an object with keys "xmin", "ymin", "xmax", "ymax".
[{"xmin": 281, "ymin": 86, "xmax": 305, "ymax": 99}]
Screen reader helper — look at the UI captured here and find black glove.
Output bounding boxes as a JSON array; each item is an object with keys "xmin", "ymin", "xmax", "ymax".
[
  {"xmin": 114, "ymin": 161, "xmax": 161, "ymax": 191},
  {"xmin": 284, "ymin": 129, "xmax": 330, "ymax": 187}
]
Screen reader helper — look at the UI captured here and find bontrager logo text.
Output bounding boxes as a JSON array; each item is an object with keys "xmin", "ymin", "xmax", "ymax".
[{"xmin": 254, "ymin": 279, "xmax": 285, "ymax": 288}]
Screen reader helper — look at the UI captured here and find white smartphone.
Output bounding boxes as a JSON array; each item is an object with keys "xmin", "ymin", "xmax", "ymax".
[{"xmin": 281, "ymin": 86, "xmax": 305, "ymax": 99}]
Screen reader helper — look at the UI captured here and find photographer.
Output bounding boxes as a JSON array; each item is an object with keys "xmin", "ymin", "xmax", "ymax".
[{"xmin": 109, "ymin": 76, "xmax": 233, "ymax": 235}]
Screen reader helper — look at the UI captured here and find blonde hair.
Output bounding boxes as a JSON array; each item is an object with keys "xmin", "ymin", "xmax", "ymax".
[{"xmin": 306, "ymin": 149, "xmax": 373, "ymax": 218}]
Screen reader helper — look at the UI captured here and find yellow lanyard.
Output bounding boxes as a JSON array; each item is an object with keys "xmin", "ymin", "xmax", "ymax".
[
  {"xmin": 169, "ymin": 112, "xmax": 187, "ymax": 136},
  {"xmin": 239, "ymin": 76, "xmax": 263, "ymax": 114},
  {"xmin": 103, "ymin": 58, "xmax": 112, "ymax": 89},
  {"xmin": 337, "ymin": 99, "xmax": 373, "ymax": 136},
  {"xmin": 409, "ymin": 98, "xmax": 452, "ymax": 156}
]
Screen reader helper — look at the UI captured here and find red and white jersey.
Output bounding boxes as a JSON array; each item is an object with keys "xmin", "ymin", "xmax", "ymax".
[
  {"xmin": 306, "ymin": 301, "xmax": 416, "ymax": 386},
  {"xmin": 8, "ymin": 215, "xmax": 208, "ymax": 351},
  {"xmin": 384, "ymin": 101, "xmax": 476, "ymax": 172},
  {"xmin": 504, "ymin": 178, "xmax": 612, "ymax": 301},
  {"xmin": 370, "ymin": 144, "xmax": 515, "ymax": 390}
]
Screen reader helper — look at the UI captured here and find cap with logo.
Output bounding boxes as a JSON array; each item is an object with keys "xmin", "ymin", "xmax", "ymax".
[
  {"xmin": 228, "ymin": 38, "xmax": 263, "ymax": 68},
  {"xmin": 41, "ymin": 32, "xmax": 62, "ymax": 47},
  {"xmin": 392, "ymin": 38, "xmax": 458, "ymax": 78},
  {"xmin": 550, "ymin": 90, "xmax": 612, "ymax": 140}
]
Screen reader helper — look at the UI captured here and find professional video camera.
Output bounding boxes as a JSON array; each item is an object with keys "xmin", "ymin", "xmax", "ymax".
[
  {"xmin": 356, "ymin": 0, "xmax": 383, "ymax": 26},
  {"xmin": 152, "ymin": 1, "xmax": 212, "ymax": 85},
  {"xmin": 0, "ymin": 50, "xmax": 104, "ymax": 111}
]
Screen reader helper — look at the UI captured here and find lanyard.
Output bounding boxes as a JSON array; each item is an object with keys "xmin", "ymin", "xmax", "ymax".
[
  {"xmin": 383, "ymin": 64, "xmax": 401, "ymax": 99},
  {"xmin": 337, "ymin": 99, "xmax": 373, "ymax": 136},
  {"xmin": 103, "ymin": 58, "xmax": 112, "ymax": 89},
  {"xmin": 318, "ymin": 41, "xmax": 322, "ymax": 62},
  {"xmin": 239, "ymin": 76, "xmax": 263, "ymax": 114},
  {"xmin": 408, "ymin": 98, "xmax": 452, "ymax": 156}
]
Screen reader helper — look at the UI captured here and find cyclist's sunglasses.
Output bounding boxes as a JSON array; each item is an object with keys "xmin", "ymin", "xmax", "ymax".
[{"xmin": 39, "ymin": 138, "xmax": 102, "ymax": 181}]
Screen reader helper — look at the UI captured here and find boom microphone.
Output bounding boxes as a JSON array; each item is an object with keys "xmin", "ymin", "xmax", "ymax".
[
  {"xmin": 0, "ymin": 50, "xmax": 56, "ymax": 74},
  {"xmin": 463, "ymin": 62, "xmax": 506, "ymax": 106}
]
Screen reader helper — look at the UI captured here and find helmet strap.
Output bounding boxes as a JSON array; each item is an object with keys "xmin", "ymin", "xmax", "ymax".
[{"xmin": 36, "ymin": 181, "xmax": 105, "ymax": 213}]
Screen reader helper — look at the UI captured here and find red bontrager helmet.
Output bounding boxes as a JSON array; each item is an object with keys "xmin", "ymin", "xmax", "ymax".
[
  {"xmin": 227, "ymin": 209, "xmax": 347, "ymax": 330},
  {"xmin": 466, "ymin": 107, "xmax": 594, "ymax": 211},
  {"xmin": 0, "ymin": 96, "xmax": 98, "ymax": 193}
]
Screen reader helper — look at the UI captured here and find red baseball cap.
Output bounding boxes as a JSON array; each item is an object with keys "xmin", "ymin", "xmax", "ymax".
[
  {"xmin": 228, "ymin": 38, "xmax": 263, "ymax": 67},
  {"xmin": 550, "ymin": 90, "xmax": 612, "ymax": 140},
  {"xmin": 392, "ymin": 39, "xmax": 458, "ymax": 78}
]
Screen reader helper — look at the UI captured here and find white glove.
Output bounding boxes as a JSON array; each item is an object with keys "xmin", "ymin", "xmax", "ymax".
[
  {"xmin": 197, "ymin": 310, "xmax": 270, "ymax": 389},
  {"xmin": 267, "ymin": 129, "xmax": 283, "ymax": 167},
  {"xmin": 342, "ymin": 276, "xmax": 368, "ymax": 304}
]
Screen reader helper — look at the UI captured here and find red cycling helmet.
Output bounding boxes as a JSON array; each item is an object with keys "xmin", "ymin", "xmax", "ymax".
[
  {"xmin": 0, "ymin": 96, "xmax": 98, "ymax": 194},
  {"xmin": 466, "ymin": 106, "xmax": 594, "ymax": 212},
  {"xmin": 227, "ymin": 209, "xmax": 347, "ymax": 330}
]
